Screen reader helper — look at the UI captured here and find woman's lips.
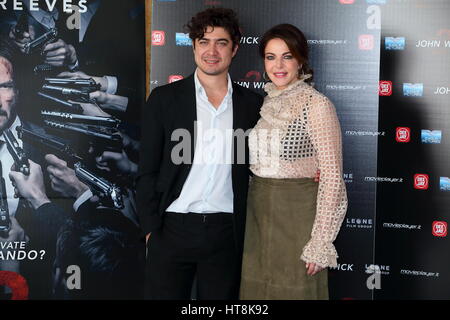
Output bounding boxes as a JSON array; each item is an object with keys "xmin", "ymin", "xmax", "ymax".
[{"xmin": 273, "ymin": 72, "xmax": 287, "ymax": 78}]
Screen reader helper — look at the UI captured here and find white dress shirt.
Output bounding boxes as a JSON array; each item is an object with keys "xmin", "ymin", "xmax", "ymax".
[{"xmin": 166, "ymin": 70, "xmax": 234, "ymax": 214}]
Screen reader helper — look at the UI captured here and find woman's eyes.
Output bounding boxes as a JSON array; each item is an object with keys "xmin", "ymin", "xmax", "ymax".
[{"xmin": 265, "ymin": 55, "xmax": 293, "ymax": 60}]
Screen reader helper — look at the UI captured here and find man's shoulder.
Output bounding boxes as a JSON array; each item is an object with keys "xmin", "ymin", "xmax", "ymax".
[
  {"xmin": 232, "ymin": 82, "xmax": 264, "ymax": 105},
  {"xmin": 150, "ymin": 75, "xmax": 194, "ymax": 98}
]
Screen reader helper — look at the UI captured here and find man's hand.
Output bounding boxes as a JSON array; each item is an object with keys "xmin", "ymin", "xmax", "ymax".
[
  {"xmin": 42, "ymin": 39, "xmax": 77, "ymax": 67},
  {"xmin": 57, "ymin": 71, "xmax": 109, "ymax": 92},
  {"xmin": 145, "ymin": 233, "xmax": 151, "ymax": 244},
  {"xmin": 76, "ymin": 100, "xmax": 111, "ymax": 117},
  {"xmin": 305, "ymin": 262, "xmax": 325, "ymax": 276},
  {"xmin": 0, "ymin": 217, "xmax": 27, "ymax": 242},
  {"xmin": 45, "ymin": 154, "xmax": 89, "ymax": 198},
  {"xmin": 96, "ymin": 151, "xmax": 137, "ymax": 175},
  {"xmin": 8, "ymin": 24, "xmax": 36, "ymax": 53},
  {"xmin": 89, "ymin": 91, "xmax": 128, "ymax": 113},
  {"xmin": 9, "ymin": 160, "xmax": 50, "ymax": 210}
]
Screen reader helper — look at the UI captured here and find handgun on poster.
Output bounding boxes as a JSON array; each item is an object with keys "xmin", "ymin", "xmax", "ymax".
[{"xmin": 3, "ymin": 128, "xmax": 30, "ymax": 176}]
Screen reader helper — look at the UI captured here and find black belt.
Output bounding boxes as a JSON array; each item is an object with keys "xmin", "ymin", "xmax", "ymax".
[{"xmin": 165, "ymin": 212, "xmax": 233, "ymax": 224}]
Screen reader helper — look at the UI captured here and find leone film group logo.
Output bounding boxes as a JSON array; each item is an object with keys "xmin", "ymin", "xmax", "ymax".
[{"xmin": 346, "ymin": 217, "xmax": 373, "ymax": 229}]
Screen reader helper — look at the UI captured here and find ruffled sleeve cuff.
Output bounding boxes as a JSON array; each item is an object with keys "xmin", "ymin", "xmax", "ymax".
[{"xmin": 300, "ymin": 239, "xmax": 338, "ymax": 268}]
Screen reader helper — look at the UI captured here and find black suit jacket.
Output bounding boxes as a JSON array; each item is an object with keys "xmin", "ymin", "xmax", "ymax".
[{"xmin": 136, "ymin": 74, "xmax": 263, "ymax": 253}]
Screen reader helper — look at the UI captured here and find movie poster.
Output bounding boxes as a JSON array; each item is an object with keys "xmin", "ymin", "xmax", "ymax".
[{"xmin": 0, "ymin": 0, "xmax": 145, "ymax": 299}]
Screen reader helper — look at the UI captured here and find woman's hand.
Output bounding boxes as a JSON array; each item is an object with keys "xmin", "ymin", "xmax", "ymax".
[{"xmin": 305, "ymin": 262, "xmax": 325, "ymax": 276}]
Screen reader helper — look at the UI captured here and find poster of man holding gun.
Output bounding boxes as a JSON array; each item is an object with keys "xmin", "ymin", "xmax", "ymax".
[{"xmin": 0, "ymin": 0, "xmax": 145, "ymax": 300}]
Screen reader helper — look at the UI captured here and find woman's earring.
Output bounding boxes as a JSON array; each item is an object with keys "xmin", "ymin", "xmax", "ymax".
[
  {"xmin": 263, "ymin": 71, "xmax": 270, "ymax": 82},
  {"xmin": 298, "ymin": 66, "xmax": 305, "ymax": 79}
]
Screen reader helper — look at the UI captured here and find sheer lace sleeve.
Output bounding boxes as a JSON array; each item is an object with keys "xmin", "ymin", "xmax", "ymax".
[{"xmin": 300, "ymin": 96, "xmax": 348, "ymax": 268}]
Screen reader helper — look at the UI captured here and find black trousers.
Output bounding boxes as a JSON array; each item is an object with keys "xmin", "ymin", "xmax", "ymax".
[{"xmin": 145, "ymin": 212, "xmax": 241, "ymax": 300}]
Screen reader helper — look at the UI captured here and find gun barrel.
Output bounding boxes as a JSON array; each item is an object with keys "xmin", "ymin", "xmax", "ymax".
[
  {"xmin": 0, "ymin": 176, "xmax": 10, "ymax": 234},
  {"xmin": 44, "ymin": 120, "xmax": 122, "ymax": 144},
  {"xmin": 41, "ymin": 110, "xmax": 120, "ymax": 128},
  {"xmin": 45, "ymin": 77, "xmax": 98, "ymax": 86},
  {"xmin": 42, "ymin": 84, "xmax": 89, "ymax": 98},
  {"xmin": 3, "ymin": 129, "xmax": 30, "ymax": 175},
  {"xmin": 74, "ymin": 163, "xmax": 124, "ymax": 209},
  {"xmin": 0, "ymin": 159, "xmax": 10, "ymax": 234},
  {"xmin": 44, "ymin": 78, "xmax": 101, "ymax": 93},
  {"xmin": 38, "ymin": 91, "xmax": 83, "ymax": 113},
  {"xmin": 45, "ymin": 78, "xmax": 94, "ymax": 85},
  {"xmin": 16, "ymin": 126, "xmax": 82, "ymax": 164},
  {"xmin": 23, "ymin": 28, "xmax": 57, "ymax": 54}
]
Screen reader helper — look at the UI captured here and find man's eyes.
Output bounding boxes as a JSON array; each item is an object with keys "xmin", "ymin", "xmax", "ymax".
[{"xmin": 198, "ymin": 40, "xmax": 228, "ymax": 46}]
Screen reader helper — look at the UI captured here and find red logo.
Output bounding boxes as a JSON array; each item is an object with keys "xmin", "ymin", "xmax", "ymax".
[
  {"xmin": 239, "ymin": 70, "xmax": 262, "ymax": 82},
  {"xmin": 396, "ymin": 127, "xmax": 410, "ymax": 142},
  {"xmin": 152, "ymin": 31, "xmax": 166, "ymax": 46},
  {"xmin": 414, "ymin": 174, "xmax": 429, "ymax": 190},
  {"xmin": 339, "ymin": 0, "xmax": 355, "ymax": 4},
  {"xmin": 379, "ymin": 80, "xmax": 393, "ymax": 96},
  {"xmin": 432, "ymin": 221, "xmax": 447, "ymax": 237},
  {"xmin": 168, "ymin": 75, "xmax": 184, "ymax": 83},
  {"xmin": 359, "ymin": 34, "xmax": 374, "ymax": 50},
  {"xmin": 0, "ymin": 271, "xmax": 29, "ymax": 300}
]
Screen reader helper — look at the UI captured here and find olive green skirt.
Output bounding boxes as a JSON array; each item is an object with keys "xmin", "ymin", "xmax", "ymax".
[{"xmin": 240, "ymin": 175, "xmax": 328, "ymax": 300}]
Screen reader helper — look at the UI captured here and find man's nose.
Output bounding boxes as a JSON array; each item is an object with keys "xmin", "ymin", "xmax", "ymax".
[{"xmin": 207, "ymin": 42, "xmax": 219, "ymax": 54}]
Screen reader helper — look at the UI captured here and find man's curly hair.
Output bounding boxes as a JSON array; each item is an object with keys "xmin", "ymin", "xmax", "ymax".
[{"xmin": 186, "ymin": 8, "xmax": 241, "ymax": 49}]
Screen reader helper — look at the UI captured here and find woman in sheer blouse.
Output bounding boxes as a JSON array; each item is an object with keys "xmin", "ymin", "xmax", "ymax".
[{"xmin": 240, "ymin": 24, "xmax": 348, "ymax": 300}]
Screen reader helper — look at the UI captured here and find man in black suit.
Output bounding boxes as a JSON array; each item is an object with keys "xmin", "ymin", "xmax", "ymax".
[{"xmin": 137, "ymin": 8, "xmax": 263, "ymax": 300}]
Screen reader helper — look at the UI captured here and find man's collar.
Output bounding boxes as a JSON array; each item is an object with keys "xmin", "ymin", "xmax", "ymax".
[
  {"xmin": 0, "ymin": 116, "xmax": 22, "ymax": 143},
  {"xmin": 194, "ymin": 69, "xmax": 233, "ymax": 97}
]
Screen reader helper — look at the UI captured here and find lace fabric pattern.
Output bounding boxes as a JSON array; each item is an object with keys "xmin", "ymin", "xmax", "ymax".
[{"xmin": 248, "ymin": 78, "xmax": 348, "ymax": 268}]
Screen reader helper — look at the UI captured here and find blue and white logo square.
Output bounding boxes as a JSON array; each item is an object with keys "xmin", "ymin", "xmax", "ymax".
[
  {"xmin": 440, "ymin": 177, "xmax": 450, "ymax": 191},
  {"xmin": 385, "ymin": 37, "xmax": 405, "ymax": 50},
  {"xmin": 403, "ymin": 83, "xmax": 423, "ymax": 97},
  {"xmin": 176, "ymin": 33, "xmax": 192, "ymax": 46},
  {"xmin": 421, "ymin": 130, "xmax": 441, "ymax": 144}
]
